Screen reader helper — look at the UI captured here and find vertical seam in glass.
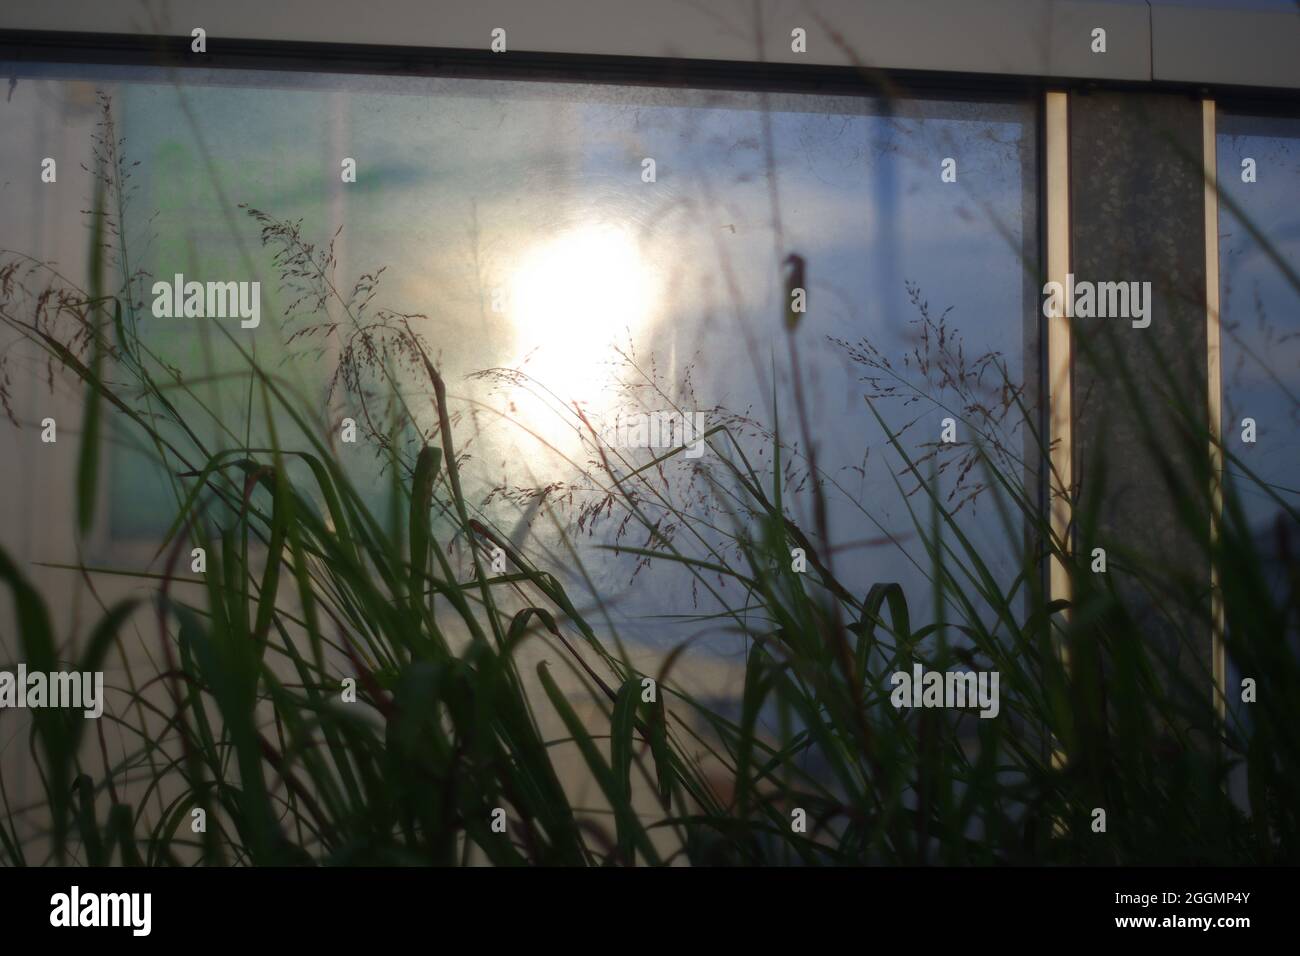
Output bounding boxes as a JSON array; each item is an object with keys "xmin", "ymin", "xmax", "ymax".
[{"xmin": 1203, "ymin": 98, "xmax": 1227, "ymax": 725}]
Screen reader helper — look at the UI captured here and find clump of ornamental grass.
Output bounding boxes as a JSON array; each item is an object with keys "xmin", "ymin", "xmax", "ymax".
[{"xmin": 0, "ymin": 93, "xmax": 1296, "ymax": 866}]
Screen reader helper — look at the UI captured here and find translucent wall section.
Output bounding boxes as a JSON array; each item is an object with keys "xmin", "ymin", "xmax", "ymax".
[
  {"xmin": 0, "ymin": 64, "xmax": 1038, "ymax": 657},
  {"xmin": 1216, "ymin": 113, "xmax": 1300, "ymax": 542},
  {"xmin": 1216, "ymin": 109, "xmax": 1300, "ymax": 734}
]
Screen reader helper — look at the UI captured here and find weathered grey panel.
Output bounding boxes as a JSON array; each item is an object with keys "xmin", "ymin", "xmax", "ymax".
[
  {"xmin": 1152, "ymin": 1, "xmax": 1300, "ymax": 91},
  {"xmin": 1, "ymin": 1, "xmax": 1152, "ymax": 81},
  {"xmin": 1069, "ymin": 91, "xmax": 1213, "ymax": 685}
]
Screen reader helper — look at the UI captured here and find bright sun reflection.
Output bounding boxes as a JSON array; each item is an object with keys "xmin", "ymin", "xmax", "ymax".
[{"xmin": 508, "ymin": 223, "xmax": 657, "ymax": 400}]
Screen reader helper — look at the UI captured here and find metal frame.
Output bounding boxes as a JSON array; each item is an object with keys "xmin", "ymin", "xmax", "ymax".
[{"xmin": 1203, "ymin": 98, "xmax": 1226, "ymax": 723}]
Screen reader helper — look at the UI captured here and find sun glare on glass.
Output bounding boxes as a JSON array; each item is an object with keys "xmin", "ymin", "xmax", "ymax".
[{"xmin": 508, "ymin": 223, "xmax": 657, "ymax": 398}]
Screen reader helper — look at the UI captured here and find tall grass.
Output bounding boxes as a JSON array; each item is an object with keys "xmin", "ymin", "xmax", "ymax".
[{"xmin": 0, "ymin": 92, "xmax": 1296, "ymax": 866}]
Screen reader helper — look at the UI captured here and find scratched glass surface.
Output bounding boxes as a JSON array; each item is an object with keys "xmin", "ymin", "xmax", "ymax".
[
  {"xmin": 1217, "ymin": 113, "xmax": 1300, "ymax": 537},
  {"xmin": 1217, "ymin": 110, "xmax": 1300, "ymax": 729},
  {"xmin": 0, "ymin": 64, "xmax": 1038, "ymax": 656}
]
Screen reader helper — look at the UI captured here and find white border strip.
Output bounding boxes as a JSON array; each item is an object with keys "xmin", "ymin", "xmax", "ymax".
[{"xmin": 1046, "ymin": 90, "xmax": 1072, "ymax": 624}]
